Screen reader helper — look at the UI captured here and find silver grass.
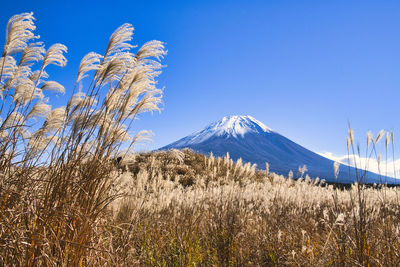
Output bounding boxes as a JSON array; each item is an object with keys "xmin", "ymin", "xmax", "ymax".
[
  {"xmin": 334, "ymin": 161, "xmax": 340, "ymax": 178},
  {"xmin": 169, "ymin": 149, "xmax": 185, "ymax": 164},
  {"xmin": 40, "ymin": 81, "xmax": 65, "ymax": 94},
  {"xmin": 5, "ymin": 66, "xmax": 33, "ymax": 90},
  {"xmin": 367, "ymin": 131, "xmax": 372, "ymax": 148},
  {"xmin": 386, "ymin": 132, "xmax": 390, "ymax": 150},
  {"xmin": 29, "ymin": 69, "xmax": 49, "ymax": 83},
  {"xmin": 13, "ymin": 80, "xmax": 43, "ymax": 105},
  {"xmin": 17, "ymin": 126, "xmax": 31, "ymax": 139},
  {"xmin": 69, "ymin": 111, "xmax": 98, "ymax": 131},
  {"xmin": 67, "ymin": 90, "xmax": 86, "ymax": 109},
  {"xmin": 122, "ymin": 89, "xmax": 162, "ymax": 119},
  {"xmin": 107, "ymin": 123, "xmax": 130, "ymax": 142},
  {"xmin": 130, "ymin": 130, "xmax": 153, "ymax": 145},
  {"xmin": 19, "ymin": 42, "xmax": 45, "ymax": 66},
  {"xmin": 376, "ymin": 129, "xmax": 385, "ymax": 143},
  {"xmin": 43, "ymin": 107, "xmax": 66, "ymax": 131},
  {"xmin": 136, "ymin": 40, "xmax": 166, "ymax": 60},
  {"xmin": 391, "ymin": 130, "xmax": 394, "ymax": 144},
  {"xmin": 0, "ymin": 56, "xmax": 17, "ymax": 81},
  {"xmin": 28, "ymin": 129, "xmax": 46, "ymax": 151},
  {"xmin": 27, "ymin": 101, "xmax": 51, "ymax": 119},
  {"xmin": 96, "ymin": 53, "xmax": 132, "ymax": 86},
  {"xmin": 2, "ymin": 111, "xmax": 24, "ymax": 128},
  {"xmin": 75, "ymin": 95, "xmax": 98, "ymax": 110},
  {"xmin": 3, "ymin": 12, "xmax": 38, "ymax": 56},
  {"xmin": 104, "ymin": 23, "xmax": 134, "ymax": 58},
  {"xmin": 0, "ymin": 85, "xmax": 4, "ymax": 100},
  {"xmin": 43, "ymin": 43, "xmax": 67, "ymax": 68},
  {"xmin": 105, "ymin": 87, "xmax": 124, "ymax": 112},
  {"xmin": 0, "ymin": 129, "xmax": 7, "ymax": 139},
  {"xmin": 348, "ymin": 128, "xmax": 354, "ymax": 146},
  {"xmin": 76, "ymin": 52, "xmax": 103, "ymax": 83}
]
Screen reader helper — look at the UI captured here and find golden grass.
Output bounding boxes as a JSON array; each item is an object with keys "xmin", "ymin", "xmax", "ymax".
[{"xmin": 1, "ymin": 12, "xmax": 400, "ymax": 266}]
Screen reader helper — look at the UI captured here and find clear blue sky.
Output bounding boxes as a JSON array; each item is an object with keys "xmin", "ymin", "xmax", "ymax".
[{"xmin": 2, "ymin": 0, "xmax": 400, "ymax": 156}]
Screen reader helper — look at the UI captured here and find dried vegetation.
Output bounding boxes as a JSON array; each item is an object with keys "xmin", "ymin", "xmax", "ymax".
[{"xmin": 1, "ymin": 12, "xmax": 400, "ymax": 267}]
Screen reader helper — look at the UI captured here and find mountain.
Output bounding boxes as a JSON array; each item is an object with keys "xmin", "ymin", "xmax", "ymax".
[{"xmin": 159, "ymin": 115, "xmax": 399, "ymax": 184}]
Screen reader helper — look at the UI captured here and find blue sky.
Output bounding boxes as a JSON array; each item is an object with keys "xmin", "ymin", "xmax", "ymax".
[{"xmin": 2, "ymin": 0, "xmax": 400, "ymax": 159}]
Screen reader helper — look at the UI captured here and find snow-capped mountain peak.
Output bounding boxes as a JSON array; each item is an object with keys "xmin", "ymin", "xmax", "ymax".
[
  {"xmin": 213, "ymin": 115, "xmax": 272, "ymax": 137},
  {"xmin": 172, "ymin": 115, "xmax": 272, "ymax": 146},
  {"xmin": 160, "ymin": 115, "xmax": 399, "ymax": 184}
]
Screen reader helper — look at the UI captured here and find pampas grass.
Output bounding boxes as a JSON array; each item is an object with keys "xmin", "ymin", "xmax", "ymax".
[
  {"xmin": 0, "ymin": 12, "xmax": 165, "ymax": 265},
  {"xmin": 2, "ymin": 11, "xmax": 400, "ymax": 267}
]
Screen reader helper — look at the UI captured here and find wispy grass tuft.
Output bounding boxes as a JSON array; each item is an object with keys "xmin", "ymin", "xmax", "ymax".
[{"xmin": 0, "ymin": 12, "xmax": 166, "ymax": 265}]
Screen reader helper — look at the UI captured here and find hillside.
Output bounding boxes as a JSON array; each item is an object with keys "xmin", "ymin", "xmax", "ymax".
[{"xmin": 160, "ymin": 115, "xmax": 399, "ymax": 184}]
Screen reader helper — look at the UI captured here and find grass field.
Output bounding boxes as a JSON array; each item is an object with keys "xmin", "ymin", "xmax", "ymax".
[{"xmin": 2, "ymin": 12, "xmax": 400, "ymax": 266}]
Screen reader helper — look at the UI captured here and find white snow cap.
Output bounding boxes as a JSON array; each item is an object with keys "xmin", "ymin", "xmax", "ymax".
[
  {"xmin": 212, "ymin": 115, "xmax": 272, "ymax": 137},
  {"xmin": 177, "ymin": 115, "xmax": 272, "ymax": 145}
]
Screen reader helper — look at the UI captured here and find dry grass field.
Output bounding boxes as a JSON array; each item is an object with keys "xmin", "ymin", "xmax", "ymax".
[{"xmin": 1, "ymin": 12, "xmax": 400, "ymax": 266}]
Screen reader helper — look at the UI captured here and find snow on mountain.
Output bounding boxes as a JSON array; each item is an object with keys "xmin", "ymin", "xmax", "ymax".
[
  {"xmin": 160, "ymin": 115, "xmax": 399, "ymax": 184},
  {"xmin": 173, "ymin": 115, "xmax": 272, "ymax": 146}
]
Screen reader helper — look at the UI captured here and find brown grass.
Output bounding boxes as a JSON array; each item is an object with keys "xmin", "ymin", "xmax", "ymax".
[
  {"xmin": 1, "ymin": 12, "xmax": 400, "ymax": 267},
  {"xmin": 105, "ymin": 149, "xmax": 400, "ymax": 266}
]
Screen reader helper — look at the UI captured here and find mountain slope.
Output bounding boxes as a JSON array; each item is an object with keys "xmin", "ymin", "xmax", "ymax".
[{"xmin": 160, "ymin": 115, "xmax": 399, "ymax": 184}]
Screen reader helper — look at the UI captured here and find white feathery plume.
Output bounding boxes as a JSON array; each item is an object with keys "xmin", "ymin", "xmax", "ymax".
[
  {"xmin": 29, "ymin": 69, "xmax": 48, "ymax": 83},
  {"xmin": 104, "ymin": 23, "xmax": 134, "ymax": 58},
  {"xmin": 2, "ymin": 111, "xmax": 25, "ymax": 129},
  {"xmin": 391, "ymin": 130, "xmax": 394, "ymax": 144},
  {"xmin": 3, "ymin": 12, "xmax": 38, "ymax": 56},
  {"xmin": 43, "ymin": 107, "xmax": 66, "ymax": 131},
  {"xmin": 43, "ymin": 43, "xmax": 67, "ymax": 68},
  {"xmin": 13, "ymin": 80, "xmax": 43, "ymax": 105},
  {"xmin": 76, "ymin": 52, "xmax": 103, "ymax": 83},
  {"xmin": 17, "ymin": 127, "xmax": 31, "ymax": 139},
  {"xmin": 119, "ymin": 63, "xmax": 161, "ymax": 95},
  {"xmin": 40, "ymin": 81, "xmax": 65, "ymax": 94},
  {"xmin": 77, "ymin": 96, "xmax": 98, "ymax": 109},
  {"xmin": 67, "ymin": 93, "xmax": 98, "ymax": 120},
  {"xmin": 105, "ymin": 87, "xmax": 124, "ymax": 112},
  {"xmin": 4, "ymin": 65, "xmax": 33, "ymax": 92},
  {"xmin": 19, "ymin": 42, "xmax": 45, "ymax": 66},
  {"xmin": 4, "ymin": 65, "xmax": 31, "ymax": 87},
  {"xmin": 298, "ymin": 165, "xmax": 307, "ymax": 177},
  {"xmin": 170, "ymin": 149, "xmax": 185, "ymax": 164},
  {"xmin": 367, "ymin": 131, "xmax": 373, "ymax": 148},
  {"xmin": 119, "ymin": 73, "xmax": 162, "ymax": 118},
  {"xmin": 96, "ymin": 53, "xmax": 132, "ymax": 86},
  {"xmin": 348, "ymin": 128, "xmax": 354, "ymax": 146},
  {"xmin": 27, "ymin": 101, "xmax": 51, "ymax": 119},
  {"xmin": 0, "ymin": 128, "xmax": 8, "ymax": 140},
  {"xmin": 67, "ymin": 90, "xmax": 86, "ymax": 109},
  {"xmin": 28, "ymin": 129, "xmax": 46, "ymax": 151},
  {"xmin": 0, "ymin": 56, "xmax": 17, "ymax": 81},
  {"xmin": 70, "ymin": 110, "xmax": 102, "ymax": 130},
  {"xmin": 131, "ymin": 130, "xmax": 153, "ymax": 145},
  {"xmin": 107, "ymin": 123, "xmax": 130, "ymax": 142},
  {"xmin": 135, "ymin": 40, "xmax": 167, "ymax": 60},
  {"xmin": 386, "ymin": 132, "xmax": 390, "ymax": 150},
  {"xmin": 376, "ymin": 129, "xmax": 385, "ymax": 144},
  {"xmin": 334, "ymin": 161, "xmax": 340, "ymax": 178}
]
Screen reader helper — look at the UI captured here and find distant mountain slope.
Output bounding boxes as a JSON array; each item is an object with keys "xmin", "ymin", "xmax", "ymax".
[{"xmin": 160, "ymin": 115, "xmax": 399, "ymax": 184}]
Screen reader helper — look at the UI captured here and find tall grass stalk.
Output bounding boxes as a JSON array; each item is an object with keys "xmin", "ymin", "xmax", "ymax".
[{"xmin": 0, "ymin": 12, "xmax": 166, "ymax": 265}]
